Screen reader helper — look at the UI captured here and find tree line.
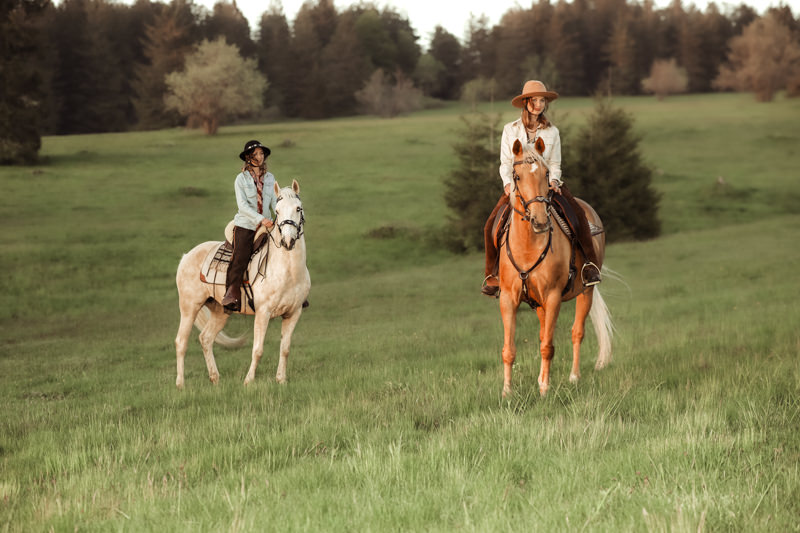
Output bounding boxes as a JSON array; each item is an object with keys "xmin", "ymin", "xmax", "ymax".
[{"xmin": 2, "ymin": 0, "xmax": 799, "ymax": 163}]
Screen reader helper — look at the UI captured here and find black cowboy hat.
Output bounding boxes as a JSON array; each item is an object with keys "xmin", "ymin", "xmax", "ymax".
[{"xmin": 239, "ymin": 140, "xmax": 271, "ymax": 161}]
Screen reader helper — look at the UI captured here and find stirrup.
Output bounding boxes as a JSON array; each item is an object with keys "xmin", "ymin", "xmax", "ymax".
[
  {"xmin": 581, "ymin": 262, "xmax": 601, "ymax": 287},
  {"xmin": 481, "ymin": 275, "xmax": 500, "ymax": 297}
]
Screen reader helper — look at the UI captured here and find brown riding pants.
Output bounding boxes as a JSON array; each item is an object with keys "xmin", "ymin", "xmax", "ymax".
[
  {"xmin": 483, "ymin": 185, "xmax": 599, "ymax": 279},
  {"xmin": 226, "ymin": 226, "xmax": 256, "ymax": 292}
]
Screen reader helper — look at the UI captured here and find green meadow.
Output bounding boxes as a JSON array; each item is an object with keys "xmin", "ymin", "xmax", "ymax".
[{"xmin": 1, "ymin": 93, "xmax": 799, "ymax": 531}]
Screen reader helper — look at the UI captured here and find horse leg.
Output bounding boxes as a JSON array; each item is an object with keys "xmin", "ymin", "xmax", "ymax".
[
  {"xmin": 499, "ymin": 292, "xmax": 519, "ymax": 397},
  {"xmin": 275, "ymin": 309, "xmax": 302, "ymax": 384},
  {"xmin": 175, "ymin": 295, "xmax": 205, "ymax": 389},
  {"xmin": 244, "ymin": 310, "xmax": 270, "ymax": 386},
  {"xmin": 569, "ymin": 289, "xmax": 594, "ymax": 383},
  {"xmin": 537, "ymin": 294, "xmax": 562, "ymax": 396},
  {"xmin": 198, "ymin": 304, "xmax": 229, "ymax": 384}
]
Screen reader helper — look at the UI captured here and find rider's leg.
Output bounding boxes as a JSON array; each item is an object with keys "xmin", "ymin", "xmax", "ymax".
[
  {"xmin": 559, "ymin": 185, "xmax": 601, "ymax": 286},
  {"xmin": 482, "ymin": 193, "xmax": 510, "ymax": 295},
  {"xmin": 223, "ymin": 226, "xmax": 255, "ymax": 311}
]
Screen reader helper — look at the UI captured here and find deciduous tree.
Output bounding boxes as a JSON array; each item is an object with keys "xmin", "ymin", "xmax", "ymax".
[
  {"xmin": 164, "ymin": 38, "xmax": 267, "ymax": 134},
  {"xmin": 714, "ymin": 13, "xmax": 800, "ymax": 101},
  {"xmin": 642, "ymin": 58, "xmax": 688, "ymax": 99}
]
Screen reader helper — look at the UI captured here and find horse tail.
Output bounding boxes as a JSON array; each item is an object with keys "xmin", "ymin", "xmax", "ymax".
[
  {"xmin": 590, "ymin": 286, "xmax": 614, "ymax": 370},
  {"xmin": 194, "ymin": 307, "xmax": 249, "ymax": 348}
]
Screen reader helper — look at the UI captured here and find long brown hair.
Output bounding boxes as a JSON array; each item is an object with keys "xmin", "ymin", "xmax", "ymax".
[
  {"xmin": 242, "ymin": 151, "xmax": 268, "ymax": 176},
  {"xmin": 521, "ymin": 99, "xmax": 552, "ymax": 131}
]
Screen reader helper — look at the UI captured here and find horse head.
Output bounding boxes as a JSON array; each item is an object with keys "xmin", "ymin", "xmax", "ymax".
[
  {"xmin": 512, "ymin": 138, "xmax": 551, "ymax": 234},
  {"xmin": 273, "ymin": 179, "xmax": 305, "ymax": 250}
]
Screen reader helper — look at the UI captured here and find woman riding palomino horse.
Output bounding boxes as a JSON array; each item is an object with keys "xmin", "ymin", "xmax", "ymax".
[
  {"xmin": 484, "ymin": 80, "xmax": 613, "ymax": 396},
  {"xmin": 482, "ymin": 80, "xmax": 601, "ymax": 296}
]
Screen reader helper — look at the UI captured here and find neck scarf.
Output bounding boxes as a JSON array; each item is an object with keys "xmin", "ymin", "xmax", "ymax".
[{"xmin": 250, "ymin": 170, "xmax": 264, "ymax": 214}]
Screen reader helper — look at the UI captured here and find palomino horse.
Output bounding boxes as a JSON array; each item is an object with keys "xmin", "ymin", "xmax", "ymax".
[
  {"xmin": 174, "ymin": 180, "xmax": 310, "ymax": 388},
  {"xmin": 497, "ymin": 138, "xmax": 613, "ymax": 397}
]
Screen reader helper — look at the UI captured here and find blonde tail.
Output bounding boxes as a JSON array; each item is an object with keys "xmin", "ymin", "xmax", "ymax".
[
  {"xmin": 590, "ymin": 287, "xmax": 614, "ymax": 369},
  {"xmin": 194, "ymin": 307, "xmax": 249, "ymax": 348}
]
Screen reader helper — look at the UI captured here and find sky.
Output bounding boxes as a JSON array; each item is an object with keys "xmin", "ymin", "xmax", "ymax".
[{"xmin": 218, "ymin": 0, "xmax": 798, "ymax": 47}]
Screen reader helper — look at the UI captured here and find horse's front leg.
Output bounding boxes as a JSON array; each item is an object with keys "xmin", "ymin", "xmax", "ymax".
[
  {"xmin": 570, "ymin": 289, "xmax": 594, "ymax": 383},
  {"xmin": 499, "ymin": 290, "xmax": 520, "ymax": 397},
  {"xmin": 244, "ymin": 310, "xmax": 270, "ymax": 386},
  {"xmin": 275, "ymin": 309, "xmax": 302, "ymax": 384},
  {"xmin": 537, "ymin": 293, "xmax": 562, "ymax": 396}
]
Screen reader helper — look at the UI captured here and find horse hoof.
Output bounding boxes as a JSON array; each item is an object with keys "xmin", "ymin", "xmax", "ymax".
[
  {"xmin": 569, "ymin": 373, "xmax": 580, "ymax": 384},
  {"xmin": 176, "ymin": 379, "xmax": 184, "ymax": 390},
  {"xmin": 209, "ymin": 374, "xmax": 219, "ymax": 385},
  {"xmin": 276, "ymin": 375, "xmax": 287, "ymax": 384}
]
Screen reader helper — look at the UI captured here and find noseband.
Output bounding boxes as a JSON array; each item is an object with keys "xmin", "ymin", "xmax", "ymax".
[
  {"xmin": 512, "ymin": 158, "xmax": 552, "ymax": 233},
  {"xmin": 274, "ymin": 194, "xmax": 305, "ymax": 250}
]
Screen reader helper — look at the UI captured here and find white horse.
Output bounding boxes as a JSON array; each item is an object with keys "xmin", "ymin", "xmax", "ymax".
[{"xmin": 174, "ymin": 180, "xmax": 310, "ymax": 388}]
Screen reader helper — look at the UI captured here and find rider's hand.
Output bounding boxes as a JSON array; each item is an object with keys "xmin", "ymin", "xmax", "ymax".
[
  {"xmin": 549, "ymin": 180, "xmax": 561, "ymax": 194},
  {"xmin": 262, "ymin": 218, "xmax": 274, "ymax": 229}
]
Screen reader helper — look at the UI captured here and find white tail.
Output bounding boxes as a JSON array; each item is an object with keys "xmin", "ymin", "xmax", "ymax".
[
  {"xmin": 194, "ymin": 307, "xmax": 248, "ymax": 348},
  {"xmin": 590, "ymin": 287, "xmax": 614, "ymax": 369}
]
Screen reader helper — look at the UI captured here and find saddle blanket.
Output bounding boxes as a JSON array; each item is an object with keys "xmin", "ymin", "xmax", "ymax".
[{"xmin": 199, "ymin": 241, "xmax": 268, "ymax": 287}]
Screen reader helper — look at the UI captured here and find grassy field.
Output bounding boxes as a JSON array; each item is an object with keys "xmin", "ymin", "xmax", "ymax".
[{"xmin": 1, "ymin": 93, "xmax": 799, "ymax": 531}]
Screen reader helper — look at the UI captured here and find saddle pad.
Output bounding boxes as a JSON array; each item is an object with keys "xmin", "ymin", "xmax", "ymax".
[{"xmin": 199, "ymin": 242, "xmax": 269, "ymax": 286}]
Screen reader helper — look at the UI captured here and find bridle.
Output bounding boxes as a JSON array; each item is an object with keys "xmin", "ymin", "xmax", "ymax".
[
  {"xmin": 511, "ymin": 155, "xmax": 553, "ymax": 234},
  {"xmin": 272, "ymin": 193, "xmax": 305, "ymax": 250},
  {"xmin": 504, "ymin": 151, "xmax": 554, "ymax": 303}
]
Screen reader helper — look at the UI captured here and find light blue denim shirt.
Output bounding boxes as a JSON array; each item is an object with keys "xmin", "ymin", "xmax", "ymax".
[{"xmin": 232, "ymin": 170, "xmax": 277, "ymax": 231}]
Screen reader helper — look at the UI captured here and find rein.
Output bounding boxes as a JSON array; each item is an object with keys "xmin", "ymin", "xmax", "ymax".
[{"xmin": 506, "ymin": 154, "xmax": 555, "ymax": 306}]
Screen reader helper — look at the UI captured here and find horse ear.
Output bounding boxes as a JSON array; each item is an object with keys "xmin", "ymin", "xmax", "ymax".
[
  {"xmin": 292, "ymin": 179, "xmax": 300, "ymax": 194},
  {"xmin": 513, "ymin": 139, "xmax": 523, "ymax": 156},
  {"xmin": 273, "ymin": 181, "xmax": 280, "ymax": 195},
  {"xmin": 534, "ymin": 137, "xmax": 545, "ymax": 155}
]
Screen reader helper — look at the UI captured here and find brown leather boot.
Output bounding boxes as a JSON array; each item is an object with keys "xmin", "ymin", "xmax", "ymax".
[
  {"xmin": 221, "ymin": 285, "xmax": 240, "ymax": 312},
  {"xmin": 581, "ymin": 262, "xmax": 601, "ymax": 287}
]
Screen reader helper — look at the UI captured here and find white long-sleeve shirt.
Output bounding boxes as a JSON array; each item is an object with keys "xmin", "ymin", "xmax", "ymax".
[{"xmin": 499, "ymin": 118, "xmax": 562, "ymax": 189}]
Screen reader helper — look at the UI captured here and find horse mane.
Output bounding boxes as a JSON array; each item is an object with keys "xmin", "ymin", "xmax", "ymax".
[{"xmin": 520, "ymin": 144, "xmax": 551, "ymax": 173}]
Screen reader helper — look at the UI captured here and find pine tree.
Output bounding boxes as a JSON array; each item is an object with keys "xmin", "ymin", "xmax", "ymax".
[
  {"xmin": 443, "ymin": 113, "xmax": 503, "ymax": 251},
  {"xmin": 133, "ymin": 0, "xmax": 197, "ymax": 129},
  {"xmin": 563, "ymin": 98, "xmax": 660, "ymax": 241},
  {"xmin": 0, "ymin": 0, "xmax": 48, "ymax": 164}
]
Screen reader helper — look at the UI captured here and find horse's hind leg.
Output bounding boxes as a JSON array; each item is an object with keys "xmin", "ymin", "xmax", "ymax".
[
  {"xmin": 198, "ymin": 303, "xmax": 229, "ymax": 384},
  {"xmin": 276, "ymin": 309, "xmax": 302, "ymax": 384},
  {"xmin": 569, "ymin": 289, "xmax": 594, "ymax": 383}
]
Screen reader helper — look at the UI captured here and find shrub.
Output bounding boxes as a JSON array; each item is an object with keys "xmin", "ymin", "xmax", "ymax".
[
  {"xmin": 355, "ymin": 70, "xmax": 423, "ymax": 118},
  {"xmin": 642, "ymin": 58, "xmax": 688, "ymax": 100},
  {"xmin": 442, "ymin": 112, "xmax": 503, "ymax": 251},
  {"xmin": 562, "ymin": 98, "xmax": 660, "ymax": 241}
]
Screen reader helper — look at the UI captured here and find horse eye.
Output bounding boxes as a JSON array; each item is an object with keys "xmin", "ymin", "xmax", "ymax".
[{"xmin": 296, "ymin": 207, "xmax": 301, "ymax": 212}]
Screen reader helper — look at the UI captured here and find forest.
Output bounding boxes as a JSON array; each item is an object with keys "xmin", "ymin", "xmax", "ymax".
[{"xmin": 1, "ymin": 0, "xmax": 799, "ymax": 157}]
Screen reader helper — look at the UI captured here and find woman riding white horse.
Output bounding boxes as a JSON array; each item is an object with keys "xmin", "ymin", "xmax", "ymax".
[{"xmin": 174, "ymin": 175, "xmax": 310, "ymax": 388}]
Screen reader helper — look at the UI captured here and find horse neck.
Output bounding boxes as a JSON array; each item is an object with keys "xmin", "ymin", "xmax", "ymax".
[{"xmin": 269, "ymin": 233, "xmax": 306, "ymax": 271}]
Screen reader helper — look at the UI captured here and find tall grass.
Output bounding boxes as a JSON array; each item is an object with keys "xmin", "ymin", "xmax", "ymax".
[{"xmin": 1, "ymin": 94, "xmax": 798, "ymax": 531}]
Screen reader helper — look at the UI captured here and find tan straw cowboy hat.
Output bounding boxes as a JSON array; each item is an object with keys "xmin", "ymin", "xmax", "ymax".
[{"xmin": 511, "ymin": 80, "xmax": 559, "ymax": 108}]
